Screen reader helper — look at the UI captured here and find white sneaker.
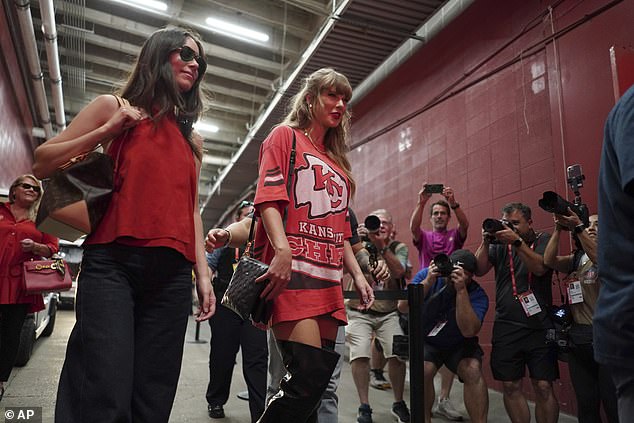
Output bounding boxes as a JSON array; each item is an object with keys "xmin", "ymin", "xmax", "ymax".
[{"xmin": 433, "ymin": 397, "xmax": 463, "ymax": 421}]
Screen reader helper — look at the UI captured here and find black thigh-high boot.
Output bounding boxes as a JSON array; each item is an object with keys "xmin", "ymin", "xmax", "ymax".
[{"xmin": 257, "ymin": 340, "xmax": 339, "ymax": 423}]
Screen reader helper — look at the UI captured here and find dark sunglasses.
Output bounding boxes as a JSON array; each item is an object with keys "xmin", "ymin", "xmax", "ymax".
[
  {"xmin": 176, "ymin": 46, "xmax": 207, "ymax": 75},
  {"xmin": 239, "ymin": 200, "xmax": 254, "ymax": 208},
  {"xmin": 19, "ymin": 183, "xmax": 41, "ymax": 193}
]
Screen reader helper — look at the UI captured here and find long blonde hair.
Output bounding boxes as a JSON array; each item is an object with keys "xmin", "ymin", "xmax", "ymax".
[
  {"xmin": 281, "ymin": 68, "xmax": 356, "ymax": 196},
  {"xmin": 9, "ymin": 174, "xmax": 43, "ymax": 221}
]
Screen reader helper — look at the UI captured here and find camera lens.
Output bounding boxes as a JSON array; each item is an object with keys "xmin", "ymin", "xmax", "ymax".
[{"xmin": 364, "ymin": 215, "xmax": 381, "ymax": 233}]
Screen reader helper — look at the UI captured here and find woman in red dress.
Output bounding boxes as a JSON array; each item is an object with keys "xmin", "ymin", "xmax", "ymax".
[
  {"xmin": 0, "ymin": 175, "xmax": 58, "ymax": 400},
  {"xmin": 252, "ymin": 68, "xmax": 374, "ymax": 422}
]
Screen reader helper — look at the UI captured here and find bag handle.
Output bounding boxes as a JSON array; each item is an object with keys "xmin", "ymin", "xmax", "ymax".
[
  {"xmin": 243, "ymin": 129, "xmax": 296, "ymax": 257},
  {"xmin": 57, "ymin": 94, "xmax": 129, "ymax": 173}
]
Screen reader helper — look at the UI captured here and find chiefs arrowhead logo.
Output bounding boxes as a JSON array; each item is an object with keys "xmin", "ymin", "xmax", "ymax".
[{"xmin": 295, "ymin": 154, "xmax": 348, "ymax": 218}]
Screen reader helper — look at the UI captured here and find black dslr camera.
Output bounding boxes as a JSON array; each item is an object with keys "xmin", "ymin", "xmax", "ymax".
[
  {"xmin": 481, "ymin": 218, "xmax": 514, "ymax": 244},
  {"xmin": 433, "ymin": 253, "xmax": 455, "ymax": 277},
  {"xmin": 362, "ymin": 215, "xmax": 381, "ymax": 268},
  {"xmin": 546, "ymin": 304, "xmax": 572, "ymax": 352},
  {"xmin": 538, "ymin": 164, "xmax": 589, "ymax": 227}
]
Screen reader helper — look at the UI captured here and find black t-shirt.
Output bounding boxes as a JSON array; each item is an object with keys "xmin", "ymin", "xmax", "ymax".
[
  {"xmin": 348, "ymin": 208, "xmax": 360, "ymax": 245},
  {"xmin": 488, "ymin": 232, "xmax": 553, "ymax": 330}
]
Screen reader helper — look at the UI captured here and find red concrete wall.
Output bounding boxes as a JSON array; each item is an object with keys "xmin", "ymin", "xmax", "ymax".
[
  {"xmin": 349, "ymin": 0, "xmax": 634, "ymax": 416},
  {"xmin": 0, "ymin": 1, "xmax": 36, "ymax": 191}
]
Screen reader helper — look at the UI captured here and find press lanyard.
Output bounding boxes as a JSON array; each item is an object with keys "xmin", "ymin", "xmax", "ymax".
[{"xmin": 508, "ymin": 239, "xmax": 537, "ymax": 299}]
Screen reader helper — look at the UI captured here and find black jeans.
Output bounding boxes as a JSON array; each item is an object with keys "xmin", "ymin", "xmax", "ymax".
[
  {"xmin": 568, "ymin": 325, "xmax": 618, "ymax": 423},
  {"xmin": 55, "ymin": 243, "xmax": 192, "ymax": 423},
  {"xmin": 206, "ymin": 304, "xmax": 267, "ymax": 422},
  {"xmin": 0, "ymin": 303, "xmax": 28, "ymax": 381}
]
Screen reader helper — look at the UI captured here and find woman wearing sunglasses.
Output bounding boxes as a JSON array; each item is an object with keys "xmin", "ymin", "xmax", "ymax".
[
  {"xmin": 247, "ymin": 68, "xmax": 374, "ymax": 422},
  {"xmin": 32, "ymin": 27, "xmax": 214, "ymax": 422},
  {"xmin": 0, "ymin": 175, "xmax": 58, "ymax": 401}
]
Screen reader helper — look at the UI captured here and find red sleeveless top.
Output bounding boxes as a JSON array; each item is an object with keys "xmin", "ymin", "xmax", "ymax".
[{"xmin": 86, "ymin": 114, "xmax": 198, "ymax": 262}]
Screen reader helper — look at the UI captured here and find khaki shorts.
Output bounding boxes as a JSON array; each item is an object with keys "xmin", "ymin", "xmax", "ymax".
[{"xmin": 346, "ymin": 309, "xmax": 404, "ymax": 361}]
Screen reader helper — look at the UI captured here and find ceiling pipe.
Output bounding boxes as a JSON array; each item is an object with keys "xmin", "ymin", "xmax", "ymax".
[
  {"xmin": 14, "ymin": 0, "xmax": 54, "ymax": 139},
  {"xmin": 350, "ymin": 0, "xmax": 476, "ymax": 107},
  {"xmin": 39, "ymin": 0, "xmax": 66, "ymax": 130}
]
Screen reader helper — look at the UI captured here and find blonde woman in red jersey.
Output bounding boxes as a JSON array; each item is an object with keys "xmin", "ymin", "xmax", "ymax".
[
  {"xmin": 32, "ymin": 28, "xmax": 214, "ymax": 423},
  {"xmin": 251, "ymin": 68, "xmax": 374, "ymax": 422}
]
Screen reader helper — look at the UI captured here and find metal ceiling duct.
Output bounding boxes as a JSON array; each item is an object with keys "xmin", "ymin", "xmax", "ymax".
[
  {"xmin": 14, "ymin": 0, "xmax": 53, "ymax": 138},
  {"xmin": 39, "ymin": 0, "xmax": 66, "ymax": 130}
]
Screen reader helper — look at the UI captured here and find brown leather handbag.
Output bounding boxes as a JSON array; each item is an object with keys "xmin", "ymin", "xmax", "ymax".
[
  {"xmin": 36, "ymin": 151, "xmax": 116, "ymax": 242},
  {"xmin": 23, "ymin": 257, "xmax": 72, "ymax": 295},
  {"xmin": 35, "ymin": 96, "xmax": 127, "ymax": 242}
]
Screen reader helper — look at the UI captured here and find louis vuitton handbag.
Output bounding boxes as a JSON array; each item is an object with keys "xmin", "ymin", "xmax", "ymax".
[
  {"xmin": 23, "ymin": 256, "xmax": 72, "ymax": 295},
  {"xmin": 221, "ymin": 131, "xmax": 296, "ymax": 324},
  {"xmin": 35, "ymin": 96, "xmax": 128, "ymax": 242}
]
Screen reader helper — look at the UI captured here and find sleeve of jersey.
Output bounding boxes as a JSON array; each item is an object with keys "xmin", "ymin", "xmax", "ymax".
[{"xmin": 254, "ymin": 126, "xmax": 293, "ymax": 209}]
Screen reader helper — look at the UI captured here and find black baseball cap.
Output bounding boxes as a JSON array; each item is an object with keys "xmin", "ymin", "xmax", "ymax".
[{"xmin": 449, "ymin": 249, "xmax": 477, "ymax": 274}]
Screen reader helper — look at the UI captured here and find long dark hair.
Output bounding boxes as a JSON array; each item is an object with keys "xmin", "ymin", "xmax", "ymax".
[{"xmin": 119, "ymin": 27, "xmax": 205, "ymax": 160}]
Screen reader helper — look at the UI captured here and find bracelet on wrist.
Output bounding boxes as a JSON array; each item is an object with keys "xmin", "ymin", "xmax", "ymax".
[
  {"xmin": 223, "ymin": 228, "xmax": 232, "ymax": 247},
  {"xmin": 573, "ymin": 224, "xmax": 585, "ymax": 234}
]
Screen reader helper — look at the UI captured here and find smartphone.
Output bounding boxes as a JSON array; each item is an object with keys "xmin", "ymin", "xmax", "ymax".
[{"xmin": 424, "ymin": 184, "xmax": 444, "ymax": 194}]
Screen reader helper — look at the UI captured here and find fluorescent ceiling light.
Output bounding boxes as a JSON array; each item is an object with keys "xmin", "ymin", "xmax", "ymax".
[
  {"xmin": 205, "ymin": 17, "xmax": 269, "ymax": 43},
  {"xmin": 194, "ymin": 121, "xmax": 219, "ymax": 134},
  {"xmin": 109, "ymin": 0, "xmax": 168, "ymax": 12}
]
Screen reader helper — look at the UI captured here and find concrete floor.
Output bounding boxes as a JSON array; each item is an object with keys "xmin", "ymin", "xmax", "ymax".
[{"xmin": 3, "ymin": 309, "xmax": 579, "ymax": 422}]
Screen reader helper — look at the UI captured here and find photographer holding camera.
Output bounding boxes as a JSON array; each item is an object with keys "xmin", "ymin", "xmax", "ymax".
[
  {"xmin": 400, "ymin": 249, "xmax": 489, "ymax": 423},
  {"xmin": 346, "ymin": 209, "xmax": 410, "ymax": 423},
  {"xmin": 544, "ymin": 212, "xmax": 618, "ymax": 423},
  {"xmin": 474, "ymin": 202, "xmax": 559, "ymax": 423},
  {"xmin": 409, "ymin": 182, "xmax": 469, "ymax": 420}
]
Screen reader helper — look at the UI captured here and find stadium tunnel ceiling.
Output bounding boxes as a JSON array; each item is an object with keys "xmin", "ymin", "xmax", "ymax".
[{"xmin": 14, "ymin": 0, "xmax": 459, "ymax": 229}]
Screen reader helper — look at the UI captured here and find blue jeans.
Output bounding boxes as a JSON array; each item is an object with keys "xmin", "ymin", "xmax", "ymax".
[{"xmin": 55, "ymin": 243, "xmax": 192, "ymax": 423}]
